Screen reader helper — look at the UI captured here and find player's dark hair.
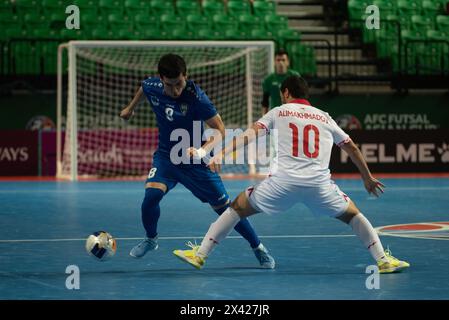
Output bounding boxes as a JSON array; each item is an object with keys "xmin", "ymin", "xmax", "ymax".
[
  {"xmin": 158, "ymin": 54, "xmax": 187, "ymax": 78},
  {"xmin": 280, "ymin": 75, "xmax": 309, "ymax": 99},
  {"xmin": 275, "ymin": 49, "xmax": 289, "ymax": 57}
]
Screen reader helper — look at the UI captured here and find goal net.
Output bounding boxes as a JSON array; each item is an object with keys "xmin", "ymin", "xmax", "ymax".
[{"xmin": 57, "ymin": 41, "xmax": 274, "ymax": 180}]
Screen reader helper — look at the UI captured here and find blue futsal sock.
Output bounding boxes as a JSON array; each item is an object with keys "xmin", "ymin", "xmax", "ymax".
[
  {"xmin": 215, "ymin": 203, "xmax": 261, "ymax": 249},
  {"xmin": 141, "ymin": 188, "xmax": 165, "ymax": 239}
]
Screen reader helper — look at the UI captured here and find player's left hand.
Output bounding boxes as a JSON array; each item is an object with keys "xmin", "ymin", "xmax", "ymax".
[{"xmin": 363, "ymin": 176, "xmax": 385, "ymax": 197}]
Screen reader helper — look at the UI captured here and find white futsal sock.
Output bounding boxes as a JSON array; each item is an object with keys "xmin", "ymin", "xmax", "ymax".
[
  {"xmin": 197, "ymin": 207, "xmax": 241, "ymax": 258},
  {"xmin": 349, "ymin": 213, "xmax": 388, "ymax": 263}
]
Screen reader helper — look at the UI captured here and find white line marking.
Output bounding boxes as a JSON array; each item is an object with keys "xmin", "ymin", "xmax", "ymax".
[
  {"xmin": 0, "ymin": 187, "xmax": 449, "ymax": 194},
  {"xmin": 0, "ymin": 234, "xmax": 356, "ymax": 243},
  {"xmin": 1, "ymin": 186, "xmax": 449, "ymax": 194}
]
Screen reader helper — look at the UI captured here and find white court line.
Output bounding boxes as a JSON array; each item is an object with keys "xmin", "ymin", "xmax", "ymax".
[
  {"xmin": 0, "ymin": 234, "xmax": 356, "ymax": 243},
  {"xmin": 1, "ymin": 186, "xmax": 449, "ymax": 194}
]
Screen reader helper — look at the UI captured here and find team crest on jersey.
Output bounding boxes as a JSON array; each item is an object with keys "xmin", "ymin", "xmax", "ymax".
[
  {"xmin": 150, "ymin": 95, "xmax": 159, "ymax": 106},
  {"xmin": 180, "ymin": 103, "xmax": 189, "ymax": 115}
]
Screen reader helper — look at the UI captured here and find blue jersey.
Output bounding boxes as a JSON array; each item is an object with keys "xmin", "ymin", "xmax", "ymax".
[{"xmin": 141, "ymin": 77, "xmax": 217, "ymax": 156}]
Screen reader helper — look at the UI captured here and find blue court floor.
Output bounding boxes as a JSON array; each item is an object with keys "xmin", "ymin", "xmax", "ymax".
[{"xmin": 0, "ymin": 177, "xmax": 448, "ymax": 300}]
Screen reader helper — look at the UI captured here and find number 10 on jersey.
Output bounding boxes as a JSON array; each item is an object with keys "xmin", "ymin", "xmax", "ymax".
[{"xmin": 289, "ymin": 123, "xmax": 320, "ymax": 158}]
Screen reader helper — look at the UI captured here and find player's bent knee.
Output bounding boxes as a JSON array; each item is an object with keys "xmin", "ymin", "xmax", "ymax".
[
  {"xmin": 211, "ymin": 199, "xmax": 230, "ymax": 214},
  {"xmin": 230, "ymin": 192, "xmax": 256, "ymax": 218},
  {"xmin": 336, "ymin": 201, "xmax": 360, "ymax": 224},
  {"xmin": 142, "ymin": 187, "xmax": 165, "ymax": 209},
  {"xmin": 145, "ymin": 182, "xmax": 167, "ymax": 193}
]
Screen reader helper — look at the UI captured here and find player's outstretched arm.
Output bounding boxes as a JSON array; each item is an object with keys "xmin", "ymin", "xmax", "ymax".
[
  {"xmin": 340, "ymin": 140, "xmax": 385, "ymax": 197},
  {"xmin": 187, "ymin": 114, "xmax": 225, "ymax": 161},
  {"xmin": 208, "ymin": 122, "xmax": 267, "ymax": 172},
  {"xmin": 120, "ymin": 87, "xmax": 144, "ymax": 120}
]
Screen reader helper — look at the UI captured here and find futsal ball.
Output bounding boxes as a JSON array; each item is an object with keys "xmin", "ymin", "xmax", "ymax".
[{"xmin": 85, "ymin": 231, "xmax": 117, "ymax": 261}]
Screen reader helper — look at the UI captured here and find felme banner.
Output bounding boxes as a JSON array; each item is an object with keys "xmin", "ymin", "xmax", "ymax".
[{"xmin": 330, "ymin": 130, "xmax": 449, "ymax": 173}]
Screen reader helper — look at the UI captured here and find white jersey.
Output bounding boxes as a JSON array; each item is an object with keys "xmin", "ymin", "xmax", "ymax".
[{"xmin": 257, "ymin": 99, "xmax": 350, "ymax": 186}]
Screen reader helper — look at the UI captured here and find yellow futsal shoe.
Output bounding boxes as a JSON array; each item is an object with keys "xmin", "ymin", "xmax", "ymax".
[
  {"xmin": 173, "ymin": 241, "xmax": 206, "ymax": 270},
  {"xmin": 377, "ymin": 248, "xmax": 410, "ymax": 274}
]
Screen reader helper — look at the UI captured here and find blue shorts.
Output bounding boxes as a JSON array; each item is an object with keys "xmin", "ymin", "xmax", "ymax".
[{"xmin": 145, "ymin": 151, "xmax": 229, "ymax": 207}]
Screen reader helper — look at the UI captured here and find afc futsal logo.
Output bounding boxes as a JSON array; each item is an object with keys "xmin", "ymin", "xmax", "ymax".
[
  {"xmin": 180, "ymin": 103, "xmax": 189, "ymax": 116},
  {"xmin": 150, "ymin": 95, "xmax": 159, "ymax": 106}
]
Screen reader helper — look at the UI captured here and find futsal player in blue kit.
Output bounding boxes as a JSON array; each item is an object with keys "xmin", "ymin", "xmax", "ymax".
[{"xmin": 120, "ymin": 54, "xmax": 275, "ymax": 268}]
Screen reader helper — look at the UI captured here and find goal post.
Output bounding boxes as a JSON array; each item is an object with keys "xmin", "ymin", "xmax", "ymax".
[{"xmin": 57, "ymin": 41, "xmax": 275, "ymax": 180}]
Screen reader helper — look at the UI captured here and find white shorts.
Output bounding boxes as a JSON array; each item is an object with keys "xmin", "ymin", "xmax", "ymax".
[{"xmin": 246, "ymin": 177, "xmax": 350, "ymax": 217}]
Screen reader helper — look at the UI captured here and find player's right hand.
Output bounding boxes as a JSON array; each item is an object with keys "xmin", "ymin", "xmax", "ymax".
[
  {"xmin": 363, "ymin": 176, "xmax": 385, "ymax": 197},
  {"xmin": 119, "ymin": 107, "xmax": 134, "ymax": 120}
]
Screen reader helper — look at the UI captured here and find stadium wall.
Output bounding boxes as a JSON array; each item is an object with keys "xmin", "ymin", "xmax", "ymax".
[{"xmin": 1, "ymin": 93, "xmax": 448, "ymax": 176}]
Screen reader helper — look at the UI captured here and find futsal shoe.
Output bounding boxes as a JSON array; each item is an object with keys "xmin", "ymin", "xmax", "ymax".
[
  {"xmin": 129, "ymin": 236, "xmax": 158, "ymax": 258},
  {"xmin": 173, "ymin": 242, "xmax": 206, "ymax": 270},
  {"xmin": 253, "ymin": 243, "xmax": 276, "ymax": 269},
  {"xmin": 377, "ymin": 248, "xmax": 410, "ymax": 274}
]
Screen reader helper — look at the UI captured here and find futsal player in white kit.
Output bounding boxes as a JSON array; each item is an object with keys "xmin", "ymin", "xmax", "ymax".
[{"xmin": 174, "ymin": 75, "xmax": 410, "ymax": 274}]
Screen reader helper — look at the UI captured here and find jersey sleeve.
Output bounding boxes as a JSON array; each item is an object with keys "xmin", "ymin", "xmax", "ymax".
[
  {"xmin": 141, "ymin": 77, "xmax": 153, "ymax": 95},
  {"xmin": 328, "ymin": 115, "xmax": 351, "ymax": 146},
  {"xmin": 195, "ymin": 86, "xmax": 218, "ymax": 121},
  {"xmin": 256, "ymin": 107, "xmax": 277, "ymax": 133}
]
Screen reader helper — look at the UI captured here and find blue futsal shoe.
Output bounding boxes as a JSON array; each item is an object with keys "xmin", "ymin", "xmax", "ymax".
[
  {"xmin": 253, "ymin": 243, "xmax": 275, "ymax": 269},
  {"xmin": 129, "ymin": 236, "xmax": 158, "ymax": 258}
]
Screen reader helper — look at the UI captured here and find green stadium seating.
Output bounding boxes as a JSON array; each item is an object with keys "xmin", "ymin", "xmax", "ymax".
[
  {"xmin": 249, "ymin": 28, "xmax": 273, "ymax": 40},
  {"xmin": 196, "ymin": 28, "xmax": 224, "ymax": 40},
  {"xmin": 372, "ymin": 0, "xmax": 396, "ymax": 16},
  {"xmin": 410, "ymin": 15, "xmax": 435, "ymax": 32},
  {"xmin": 168, "ymin": 27, "xmax": 195, "ymax": 40},
  {"xmin": 238, "ymin": 14, "xmax": 261, "ymax": 31},
  {"xmin": 0, "ymin": 12, "xmax": 20, "ymax": 29},
  {"xmin": 202, "ymin": 0, "xmax": 225, "ymax": 17},
  {"xmin": 159, "ymin": 13, "xmax": 185, "ymax": 31},
  {"xmin": 186, "ymin": 13, "xmax": 210, "ymax": 31},
  {"xmin": 124, "ymin": 0, "xmax": 148, "ymax": 17},
  {"xmin": 73, "ymin": 0, "xmax": 97, "ymax": 15},
  {"xmin": 41, "ymin": 0, "xmax": 65, "ymax": 16},
  {"xmin": 401, "ymin": 29, "xmax": 427, "ymax": 73},
  {"xmin": 99, "ymin": 0, "xmax": 124, "ymax": 16},
  {"xmin": 212, "ymin": 13, "xmax": 236, "ymax": 31},
  {"xmin": 143, "ymin": 28, "xmax": 167, "ymax": 40},
  {"xmin": 276, "ymin": 29, "xmax": 301, "ymax": 49},
  {"xmin": 108, "ymin": 14, "xmax": 132, "ymax": 31},
  {"xmin": 1, "ymin": 0, "xmax": 314, "ymax": 75},
  {"xmin": 347, "ymin": 0, "xmax": 369, "ymax": 28},
  {"xmin": 60, "ymin": 28, "xmax": 87, "ymax": 40},
  {"xmin": 422, "ymin": 29, "xmax": 449, "ymax": 73},
  {"xmin": 253, "ymin": 1, "xmax": 276, "ymax": 17},
  {"xmin": 422, "ymin": 0, "xmax": 443, "ymax": 18},
  {"xmin": 264, "ymin": 14, "xmax": 289, "ymax": 32},
  {"xmin": 24, "ymin": 13, "xmax": 49, "ymax": 30},
  {"xmin": 15, "ymin": 0, "xmax": 40, "ymax": 15},
  {"xmin": 224, "ymin": 29, "xmax": 247, "ymax": 40},
  {"xmin": 397, "ymin": 0, "xmax": 421, "ymax": 17},
  {"xmin": 176, "ymin": 0, "xmax": 201, "ymax": 15},
  {"xmin": 80, "ymin": 10, "xmax": 103, "ymax": 29},
  {"xmin": 287, "ymin": 43, "xmax": 317, "ymax": 76},
  {"xmin": 436, "ymin": 15, "xmax": 449, "ymax": 33},
  {"xmin": 0, "ymin": 0, "xmax": 13, "ymax": 15},
  {"xmin": 150, "ymin": 0, "xmax": 174, "ymax": 16},
  {"xmin": 133, "ymin": 14, "xmax": 159, "ymax": 30},
  {"xmin": 90, "ymin": 27, "xmax": 114, "ymax": 40},
  {"xmin": 227, "ymin": 0, "xmax": 251, "ymax": 17}
]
